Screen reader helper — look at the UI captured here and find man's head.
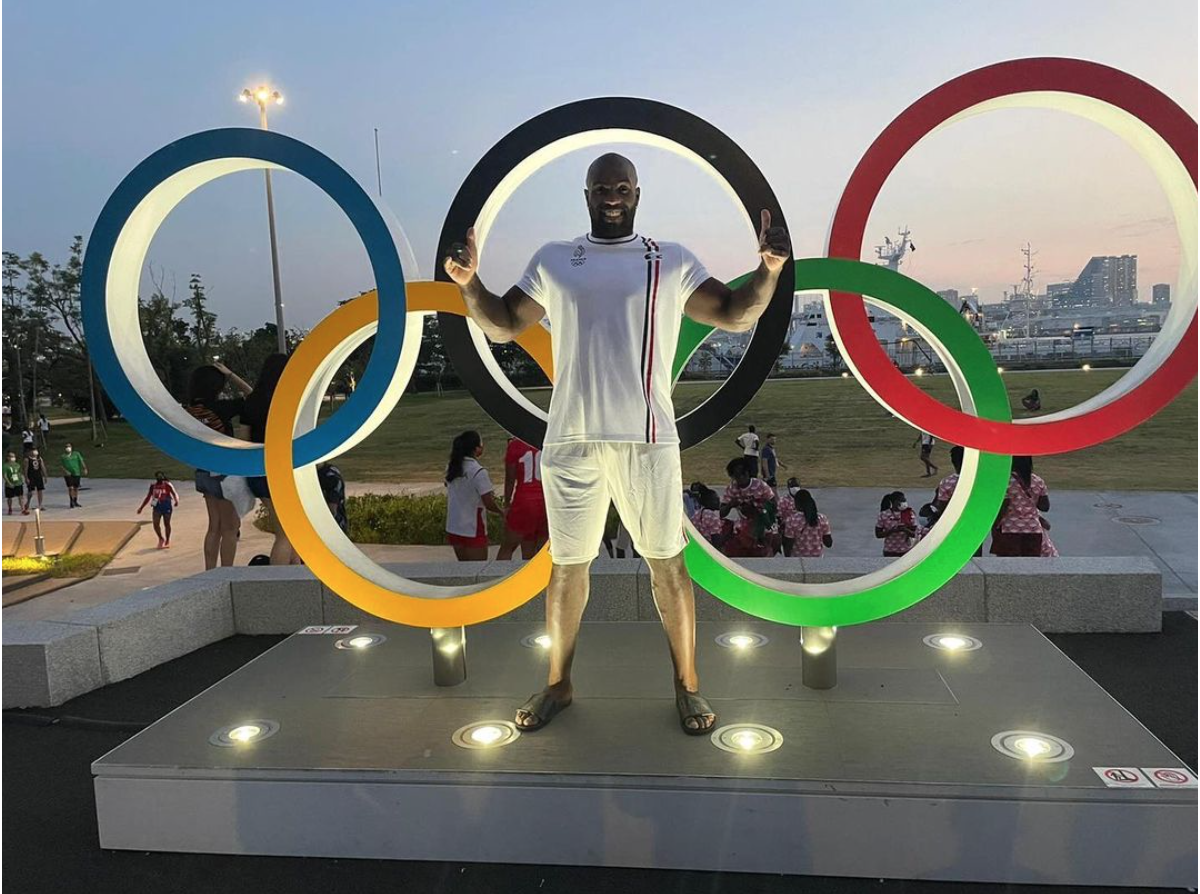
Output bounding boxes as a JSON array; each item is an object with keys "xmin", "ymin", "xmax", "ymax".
[
  {"xmin": 748, "ymin": 424, "xmax": 756, "ymax": 434},
  {"xmin": 585, "ymin": 153, "xmax": 639, "ymax": 239},
  {"xmin": 155, "ymin": 471, "xmax": 166, "ymax": 483},
  {"xmin": 726, "ymin": 457, "xmax": 753, "ymax": 488},
  {"xmin": 949, "ymin": 444, "xmax": 964, "ymax": 474},
  {"xmin": 64, "ymin": 443, "xmax": 73, "ymax": 454},
  {"xmin": 766, "ymin": 433, "xmax": 775, "ymax": 445},
  {"xmin": 6, "ymin": 452, "xmax": 15, "ymax": 463}
]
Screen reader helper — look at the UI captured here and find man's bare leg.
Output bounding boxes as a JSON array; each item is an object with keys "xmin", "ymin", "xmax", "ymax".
[
  {"xmin": 646, "ymin": 552, "xmax": 716, "ymax": 732},
  {"xmin": 515, "ymin": 560, "xmax": 590, "ymax": 729}
]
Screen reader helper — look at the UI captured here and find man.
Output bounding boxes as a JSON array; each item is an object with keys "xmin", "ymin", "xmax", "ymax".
[
  {"xmin": 760, "ymin": 432, "xmax": 787, "ymax": 487},
  {"xmin": 497, "ymin": 437, "xmax": 548, "ymax": 560},
  {"xmin": 38, "ymin": 413, "xmax": 51, "ymax": 448},
  {"xmin": 445, "ymin": 153, "xmax": 789, "ymax": 734},
  {"xmin": 912, "ymin": 430, "xmax": 938, "ymax": 478},
  {"xmin": 4, "ymin": 451, "xmax": 27, "ymax": 515},
  {"xmin": 60, "ymin": 442, "xmax": 88, "ymax": 508},
  {"xmin": 735, "ymin": 424, "xmax": 760, "ymax": 478}
]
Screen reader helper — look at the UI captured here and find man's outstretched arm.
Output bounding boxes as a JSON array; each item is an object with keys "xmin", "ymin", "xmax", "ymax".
[
  {"xmin": 684, "ymin": 210, "xmax": 790, "ymax": 333},
  {"xmin": 444, "ymin": 227, "xmax": 545, "ymax": 343}
]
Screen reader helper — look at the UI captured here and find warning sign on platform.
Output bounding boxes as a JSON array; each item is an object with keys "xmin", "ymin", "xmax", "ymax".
[
  {"xmin": 1093, "ymin": 767, "xmax": 1153, "ymax": 788},
  {"xmin": 298, "ymin": 626, "xmax": 331, "ymax": 635},
  {"xmin": 1141, "ymin": 768, "xmax": 1198, "ymax": 788},
  {"xmin": 297, "ymin": 625, "xmax": 359, "ymax": 635}
]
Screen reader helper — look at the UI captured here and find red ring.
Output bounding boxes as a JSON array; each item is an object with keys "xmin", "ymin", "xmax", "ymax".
[{"xmin": 827, "ymin": 57, "xmax": 1197, "ymax": 455}]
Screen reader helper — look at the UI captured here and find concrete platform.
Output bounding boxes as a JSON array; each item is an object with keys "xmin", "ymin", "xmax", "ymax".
[{"xmin": 92, "ymin": 621, "xmax": 1197, "ymax": 888}]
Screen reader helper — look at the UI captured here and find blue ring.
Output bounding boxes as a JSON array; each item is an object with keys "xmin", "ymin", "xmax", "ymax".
[{"xmin": 81, "ymin": 128, "xmax": 406, "ymax": 476}]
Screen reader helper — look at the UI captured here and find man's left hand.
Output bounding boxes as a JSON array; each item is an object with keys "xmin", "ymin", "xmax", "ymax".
[{"xmin": 758, "ymin": 209, "xmax": 790, "ymax": 273}]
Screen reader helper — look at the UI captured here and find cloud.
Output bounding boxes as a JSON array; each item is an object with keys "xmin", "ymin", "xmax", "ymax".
[{"xmin": 1109, "ymin": 216, "xmax": 1173, "ymax": 237}]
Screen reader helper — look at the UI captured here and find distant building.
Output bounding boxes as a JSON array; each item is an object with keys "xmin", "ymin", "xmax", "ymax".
[
  {"xmin": 1069, "ymin": 255, "xmax": 1137, "ymax": 307},
  {"xmin": 1046, "ymin": 282, "xmax": 1073, "ymax": 303},
  {"xmin": 936, "ymin": 288, "xmax": 959, "ymax": 305},
  {"xmin": 1152, "ymin": 283, "xmax": 1171, "ymax": 305}
]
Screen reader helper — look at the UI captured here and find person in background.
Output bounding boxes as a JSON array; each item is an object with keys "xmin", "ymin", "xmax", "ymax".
[
  {"xmin": 760, "ymin": 432, "xmax": 787, "ymax": 487},
  {"xmin": 720, "ymin": 457, "xmax": 779, "ymax": 558},
  {"xmin": 23, "ymin": 448, "xmax": 48, "ymax": 511},
  {"xmin": 317, "ymin": 462, "xmax": 348, "ymax": 535},
  {"xmin": 60, "ymin": 442, "xmax": 88, "ymax": 508},
  {"xmin": 241, "ymin": 353, "xmax": 297, "ymax": 565},
  {"xmin": 688, "ymin": 482, "xmax": 727, "ymax": 548},
  {"xmin": 991, "ymin": 455, "xmax": 1050, "ymax": 558},
  {"xmin": 497, "ymin": 437, "xmax": 548, "ymax": 561},
  {"xmin": 4, "ymin": 451, "xmax": 27, "ymax": 515},
  {"xmin": 1021, "ymin": 389, "xmax": 1042, "ymax": 412},
  {"xmin": 735, "ymin": 424, "xmax": 760, "ymax": 478},
  {"xmin": 137, "ymin": 471, "xmax": 180, "ymax": 548},
  {"xmin": 444, "ymin": 430, "xmax": 505, "ymax": 561},
  {"xmin": 37, "ymin": 413, "xmax": 50, "ymax": 448},
  {"xmin": 782, "ymin": 489, "xmax": 832, "ymax": 558},
  {"xmin": 912, "ymin": 430, "xmax": 938, "ymax": 478},
  {"xmin": 21, "ymin": 427, "xmax": 35, "ymax": 455},
  {"xmin": 913, "ymin": 501, "xmax": 941, "ymax": 545},
  {"xmin": 185, "ymin": 362, "xmax": 252, "ymax": 569},
  {"xmin": 875, "ymin": 491, "xmax": 915, "ymax": 557}
]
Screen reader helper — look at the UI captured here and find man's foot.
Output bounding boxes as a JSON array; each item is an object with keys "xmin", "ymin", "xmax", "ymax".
[
  {"xmin": 514, "ymin": 684, "xmax": 573, "ymax": 731},
  {"xmin": 675, "ymin": 687, "xmax": 717, "ymax": 735}
]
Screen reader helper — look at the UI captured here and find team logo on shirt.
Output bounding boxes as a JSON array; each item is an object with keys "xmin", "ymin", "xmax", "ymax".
[{"xmin": 571, "ymin": 244, "xmax": 586, "ymax": 267}]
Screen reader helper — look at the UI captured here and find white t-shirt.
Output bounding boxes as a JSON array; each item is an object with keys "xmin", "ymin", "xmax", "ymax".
[
  {"xmin": 445, "ymin": 457, "xmax": 494, "ymax": 537},
  {"xmin": 737, "ymin": 431, "xmax": 760, "ymax": 456},
  {"xmin": 517, "ymin": 233, "xmax": 709, "ymax": 445}
]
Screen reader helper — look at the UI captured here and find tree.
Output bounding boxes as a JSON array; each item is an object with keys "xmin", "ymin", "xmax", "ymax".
[
  {"xmin": 140, "ymin": 266, "xmax": 194, "ymax": 397},
  {"xmin": 824, "ymin": 334, "xmax": 843, "ymax": 370},
  {"xmin": 185, "ymin": 273, "xmax": 217, "ymax": 356}
]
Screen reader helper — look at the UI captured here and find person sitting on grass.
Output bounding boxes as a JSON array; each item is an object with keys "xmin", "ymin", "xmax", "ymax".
[
  {"xmin": 137, "ymin": 471, "xmax": 180, "ymax": 549},
  {"xmin": 1021, "ymin": 389, "xmax": 1042, "ymax": 412}
]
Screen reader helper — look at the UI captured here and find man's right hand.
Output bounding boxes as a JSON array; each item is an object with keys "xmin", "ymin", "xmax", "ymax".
[{"xmin": 443, "ymin": 227, "xmax": 479, "ymax": 287}]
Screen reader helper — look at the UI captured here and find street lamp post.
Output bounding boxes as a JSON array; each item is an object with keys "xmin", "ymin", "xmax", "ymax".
[{"xmin": 240, "ymin": 85, "xmax": 287, "ymax": 353}]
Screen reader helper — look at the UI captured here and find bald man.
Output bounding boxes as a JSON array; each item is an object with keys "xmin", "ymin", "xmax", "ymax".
[{"xmin": 445, "ymin": 153, "xmax": 790, "ymax": 734}]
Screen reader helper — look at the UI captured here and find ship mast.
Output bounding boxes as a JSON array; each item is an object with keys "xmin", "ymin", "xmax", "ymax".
[{"xmin": 874, "ymin": 226, "xmax": 914, "ymax": 271}]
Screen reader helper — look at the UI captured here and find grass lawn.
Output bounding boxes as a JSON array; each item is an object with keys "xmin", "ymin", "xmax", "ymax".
[{"xmin": 16, "ymin": 369, "xmax": 1196, "ymax": 492}]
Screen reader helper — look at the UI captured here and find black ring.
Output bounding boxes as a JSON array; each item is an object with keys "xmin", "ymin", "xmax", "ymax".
[{"xmin": 435, "ymin": 97, "xmax": 793, "ymax": 449}]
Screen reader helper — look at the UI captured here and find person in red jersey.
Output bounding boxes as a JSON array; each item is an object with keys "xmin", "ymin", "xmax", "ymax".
[{"xmin": 497, "ymin": 437, "xmax": 548, "ymax": 560}]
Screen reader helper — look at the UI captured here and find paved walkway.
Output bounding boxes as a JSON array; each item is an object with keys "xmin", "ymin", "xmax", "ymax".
[{"xmin": 3, "ymin": 478, "xmax": 1195, "ymax": 624}]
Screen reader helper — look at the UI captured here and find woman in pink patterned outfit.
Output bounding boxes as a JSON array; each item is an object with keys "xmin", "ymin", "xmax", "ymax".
[
  {"xmin": 875, "ymin": 491, "xmax": 916, "ymax": 557},
  {"xmin": 720, "ymin": 457, "xmax": 779, "ymax": 557},
  {"xmin": 688, "ymin": 484, "xmax": 727, "ymax": 548},
  {"xmin": 991, "ymin": 456, "xmax": 1050, "ymax": 557},
  {"xmin": 783, "ymin": 489, "xmax": 832, "ymax": 558}
]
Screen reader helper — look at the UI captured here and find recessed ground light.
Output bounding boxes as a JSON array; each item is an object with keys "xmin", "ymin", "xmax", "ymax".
[
  {"xmin": 923, "ymin": 633, "xmax": 983, "ymax": 652},
  {"xmin": 335, "ymin": 633, "xmax": 387, "ymax": 650},
  {"xmin": 991, "ymin": 729, "xmax": 1074, "ymax": 763},
  {"xmin": 520, "ymin": 633, "xmax": 553, "ymax": 650},
  {"xmin": 452, "ymin": 721, "xmax": 521, "ymax": 750},
  {"xmin": 209, "ymin": 719, "xmax": 280, "ymax": 747},
  {"xmin": 715, "ymin": 632, "xmax": 769, "ymax": 650},
  {"xmin": 711, "ymin": 723, "xmax": 783, "ymax": 755}
]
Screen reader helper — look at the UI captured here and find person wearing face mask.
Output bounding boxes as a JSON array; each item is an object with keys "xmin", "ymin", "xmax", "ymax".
[
  {"xmin": 138, "ymin": 471, "xmax": 181, "ymax": 549},
  {"xmin": 875, "ymin": 491, "xmax": 916, "ymax": 557},
  {"xmin": 23, "ymin": 448, "xmax": 47, "ymax": 511},
  {"xmin": 60, "ymin": 443, "xmax": 88, "ymax": 508},
  {"xmin": 4, "ymin": 451, "xmax": 27, "ymax": 515}
]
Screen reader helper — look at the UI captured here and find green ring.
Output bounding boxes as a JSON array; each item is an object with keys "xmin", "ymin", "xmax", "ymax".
[{"xmin": 671, "ymin": 257, "xmax": 1011, "ymax": 627}]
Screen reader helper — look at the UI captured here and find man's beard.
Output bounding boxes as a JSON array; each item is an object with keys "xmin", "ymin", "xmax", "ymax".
[{"xmin": 590, "ymin": 206, "xmax": 636, "ymax": 238}]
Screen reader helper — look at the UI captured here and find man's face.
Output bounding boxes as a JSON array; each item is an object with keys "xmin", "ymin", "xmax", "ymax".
[
  {"xmin": 585, "ymin": 156, "xmax": 639, "ymax": 238},
  {"xmin": 733, "ymin": 469, "xmax": 752, "ymax": 488}
]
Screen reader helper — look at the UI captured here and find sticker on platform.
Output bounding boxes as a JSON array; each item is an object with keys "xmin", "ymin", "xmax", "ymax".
[
  {"xmin": 298, "ymin": 625, "xmax": 332, "ymax": 635},
  {"xmin": 1141, "ymin": 768, "xmax": 1198, "ymax": 788},
  {"xmin": 1092, "ymin": 767, "xmax": 1153, "ymax": 788},
  {"xmin": 326, "ymin": 625, "xmax": 358, "ymax": 635}
]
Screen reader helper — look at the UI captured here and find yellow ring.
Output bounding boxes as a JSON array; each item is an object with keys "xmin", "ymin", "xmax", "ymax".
[{"xmin": 265, "ymin": 281, "xmax": 553, "ymax": 627}]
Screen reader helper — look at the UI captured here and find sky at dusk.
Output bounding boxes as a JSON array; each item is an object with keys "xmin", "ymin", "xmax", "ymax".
[{"xmin": 3, "ymin": 0, "xmax": 1196, "ymax": 334}]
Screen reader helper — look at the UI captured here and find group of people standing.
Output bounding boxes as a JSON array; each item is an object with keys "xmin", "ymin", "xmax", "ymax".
[{"xmin": 3, "ymin": 442, "xmax": 88, "ymax": 515}]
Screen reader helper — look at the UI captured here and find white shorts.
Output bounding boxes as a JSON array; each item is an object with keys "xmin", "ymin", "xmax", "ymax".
[{"xmin": 541, "ymin": 442, "xmax": 686, "ymax": 564}]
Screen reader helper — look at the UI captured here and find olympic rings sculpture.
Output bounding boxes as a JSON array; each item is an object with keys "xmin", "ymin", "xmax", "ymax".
[{"xmin": 81, "ymin": 57, "xmax": 1197, "ymax": 629}]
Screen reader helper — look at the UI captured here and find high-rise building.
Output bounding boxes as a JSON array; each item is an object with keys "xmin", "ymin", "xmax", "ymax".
[
  {"xmin": 936, "ymin": 288, "xmax": 959, "ymax": 305},
  {"xmin": 1046, "ymin": 282, "xmax": 1073, "ymax": 303},
  {"xmin": 1069, "ymin": 255, "xmax": 1137, "ymax": 306},
  {"xmin": 1152, "ymin": 283, "xmax": 1171, "ymax": 305}
]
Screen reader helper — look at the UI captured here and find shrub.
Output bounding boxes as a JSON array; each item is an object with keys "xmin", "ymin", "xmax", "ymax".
[
  {"xmin": 253, "ymin": 492, "xmax": 501, "ymax": 545},
  {"xmin": 2, "ymin": 552, "xmax": 113, "ymax": 578}
]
